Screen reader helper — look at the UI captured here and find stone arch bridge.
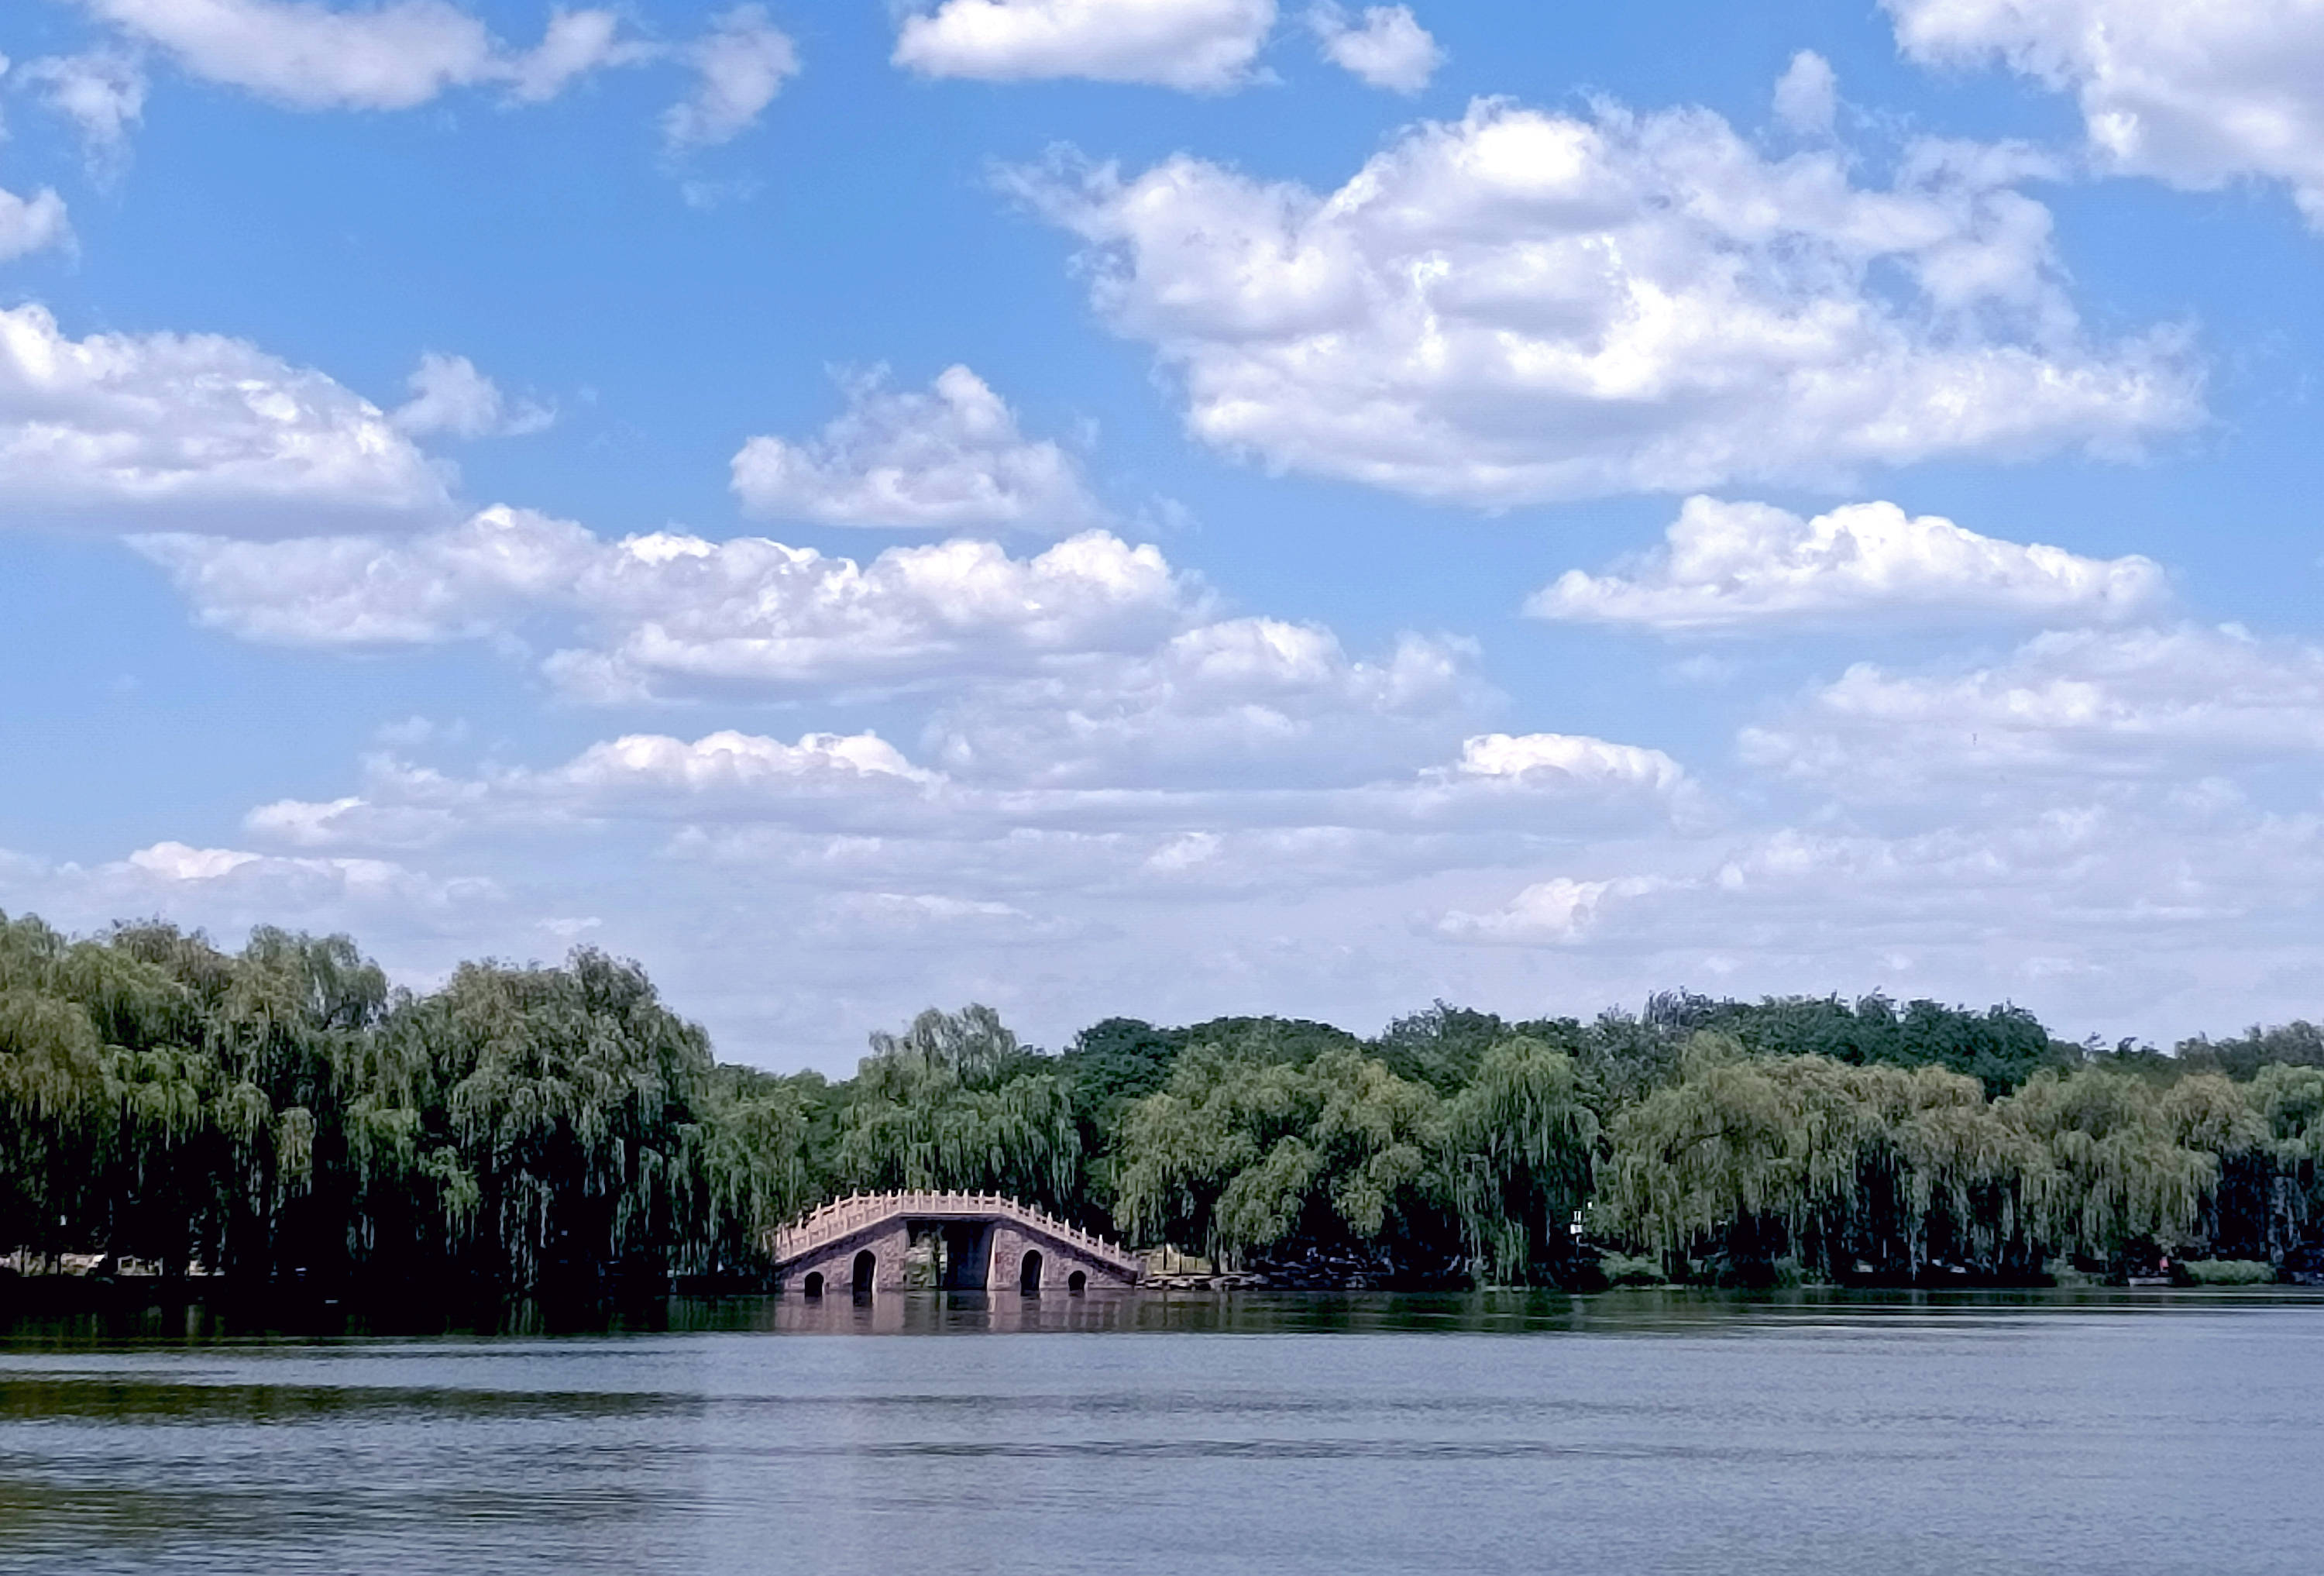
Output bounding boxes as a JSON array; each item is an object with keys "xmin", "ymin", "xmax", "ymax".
[{"xmin": 771, "ymin": 1192, "xmax": 1143, "ymax": 1298}]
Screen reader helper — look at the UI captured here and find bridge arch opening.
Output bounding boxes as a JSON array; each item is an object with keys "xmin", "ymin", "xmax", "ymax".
[
  {"xmin": 1019, "ymin": 1249, "xmax": 1043, "ymax": 1296},
  {"xmin": 851, "ymin": 1249, "xmax": 877, "ymax": 1302},
  {"xmin": 1067, "ymin": 1269, "xmax": 1087, "ymax": 1296},
  {"xmin": 802, "ymin": 1271, "xmax": 824, "ymax": 1299}
]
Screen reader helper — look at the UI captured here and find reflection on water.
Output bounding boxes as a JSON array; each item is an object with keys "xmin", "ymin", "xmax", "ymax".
[{"xmin": 4, "ymin": 1290, "xmax": 2321, "ymax": 1575}]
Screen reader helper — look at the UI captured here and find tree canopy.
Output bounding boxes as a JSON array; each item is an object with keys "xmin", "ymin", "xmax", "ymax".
[{"xmin": 7, "ymin": 907, "xmax": 2324, "ymax": 1299}]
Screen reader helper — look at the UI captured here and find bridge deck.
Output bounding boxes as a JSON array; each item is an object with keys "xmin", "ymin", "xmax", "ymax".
[{"xmin": 771, "ymin": 1190, "xmax": 1143, "ymax": 1278}]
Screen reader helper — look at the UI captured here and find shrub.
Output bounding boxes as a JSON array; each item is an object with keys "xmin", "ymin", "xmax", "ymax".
[
  {"xmin": 2180, "ymin": 1258, "xmax": 2276, "ymax": 1285},
  {"xmin": 1596, "ymin": 1251, "xmax": 1666, "ymax": 1287}
]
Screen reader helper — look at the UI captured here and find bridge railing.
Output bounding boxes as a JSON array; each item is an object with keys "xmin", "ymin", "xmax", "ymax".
[{"xmin": 770, "ymin": 1190, "xmax": 1141, "ymax": 1271}]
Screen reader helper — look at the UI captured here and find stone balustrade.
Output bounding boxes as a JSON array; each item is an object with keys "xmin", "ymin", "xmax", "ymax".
[{"xmin": 771, "ymin": 1190, "xmax": 1142, "ymax": 1278}]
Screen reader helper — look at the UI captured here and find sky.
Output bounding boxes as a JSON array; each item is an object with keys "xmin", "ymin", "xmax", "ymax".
[{"xmin": 4, "ymin": 0, "xmax": 2324, "ymax": 1071}]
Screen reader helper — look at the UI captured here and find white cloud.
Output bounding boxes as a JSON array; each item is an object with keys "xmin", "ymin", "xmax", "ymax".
[
  {"xmin": 242, "ymin": 715, "xmax": 1690, "ymax": 851},
  {"xmin": 1887, "ymin": 0, "xmax": 2324, "ymax": 224},
  {"xmin": 77, "ymin": 0, "xmax": 635, "ymax": 112},
  {"xmin": 259, "ymin": 729, "xmax": 956, "ymax": 845},
  {"xmin": 806, "ymin": 890, "xmax": 1074, "ymax": 949},
  {"xmin": 1772, "ymin": 48, "xmax": 1836, "ymax": 135},
  {"xmin": 731, "ymin": 366, "xmax": 1104, "ymax": 531},
  {"xmin": 205, "ymin": 662, "xmax": 2324, "ymax": 1062},
  {"xmin": 923, "ymin": 618, "xmax": 1485, "ymax": 787},
  {"xmin": 662, "ymin": 5, "xmax": 798, "ymax": 150},
  {"xmin": 1695, "ymin": 797, "xmax": 2324, "ymax": 953},
  {"xmin": 893, "ymin": 0, "xmax": 1277, "ymax": 92},
  {"xmin": 135, "ymin": 505, "xmax": 591, "ymax": 642},
  {"xmin": 506, "ymin": 6, "xmax": 641, "ymax": 104},
  {"xmin": 513, "ymin": 729, "xmax": 943, "ymax": 810},
  {"xmin": 390, "ymin": 352, "xmax": 553, "ymax": 440},
  {"xmin": 1437, "ymin": 874, "xmax": 1674, "ymax": 945},
  {"xmin": 0, "ymin": 303, "xmax": 449, "ymax": 528},
  {"xmin": 243, "ymin": 794, "xmax": 462, "ymax": 848},
  {"xmin": 0, "ymin": 185, "xmax": 70, "ymax": 263},
  {"xmin": 20, "ymin": 51, "xmax": 148, "ymax": 170},
  {"xmin": 1741, "ymin": 625, "xmax": 2324, "ymax": 796},
  {"xmin": 136, "ymin": 509, "xmax": 1206, "ymax": 699},
  {"xmin": 553, "ymin": 528, "xmax": 1200, "ymax": 702},
  {"xmin": 119, "ymin": 839, "xmax": 494, "ymax": 909},
  {"xmin": 1305, "ymin": 3, "xmax": 1439, "ymax": 94},
  {"xmin": 1432, "ymin": 731, "xmax": 1688, "ymax": 797},
  {"xmin": 1018, "ymin": 94, "xmax": 2198, "ymax": 507},
  {"xmin": 1530, "ymin": 495, "xmax": 2167, "ymax": 634}
]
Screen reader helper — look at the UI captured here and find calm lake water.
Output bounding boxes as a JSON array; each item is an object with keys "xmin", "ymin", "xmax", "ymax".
[{"xmin": 3, "ymin": 1289, "xmax": 2320, "ymax": 1575}]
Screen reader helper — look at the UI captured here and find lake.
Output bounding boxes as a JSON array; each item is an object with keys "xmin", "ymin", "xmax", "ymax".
[{"xmin": 2, "ymin": 1289, "xmax": 2320, "ymax": 1574}]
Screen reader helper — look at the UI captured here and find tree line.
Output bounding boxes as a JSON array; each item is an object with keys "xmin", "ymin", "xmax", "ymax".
[{"xmin": 4, "ymin": 910, "xmax": 2321, "ymax": 1299}]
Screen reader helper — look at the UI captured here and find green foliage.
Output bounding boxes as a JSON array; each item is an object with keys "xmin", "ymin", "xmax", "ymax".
[
  {"xmin": 0, "ymin": 914, "xmax": 782, "ymax": 1296},
  {"xmin": 835, "ymin": 1005, "xmax": 1081, "ymax": 1216},
  {"xmin": 1594, "ymin": 1251, "xmax": 1667, "ymax": 1286},
  {"xmin": 1110, "ymin": 1045, "xmax": 1444, "ymax": 1266},
  {"xmin": 1658, "ymin": 992, "xmax": 2069, "ymax": 1097},
  {"xmin": 1600, "ymin": 1037, "xmax": 2034, "ymax": 1280},
  {"xmin": 2181, "ymin": 1258, "xmax": 2276, "ymax": 1285},
  {"xmin": 12, "ymin": 905, "xmax": 2324, "ymax": 1297},
  {"xmin": 2002, "ymin": 1068, "xmax": 2248, "ymax": 1262},
  {"xmin": 1375, "ymin": 1003, "xmax": 1525, "ymax": 1091},
  {"xmin": 2176, "ymin": 1021, "xmax": 2324, "ymax": 1080},
  {"xmin": 1444, "ymin": 1037, "xmax": 1598, "ymax": 1285}
]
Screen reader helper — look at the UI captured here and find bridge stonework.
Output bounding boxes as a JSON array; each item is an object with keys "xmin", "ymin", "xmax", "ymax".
[{"xmin": 771, "ymin": 1192, "xmax": 1143, "ymax": 1296}]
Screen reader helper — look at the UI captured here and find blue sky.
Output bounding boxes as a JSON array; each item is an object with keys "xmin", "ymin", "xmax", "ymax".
[{"xmin": 5, "ymin": 0, "xmax": 2324, "ymax": 1070}]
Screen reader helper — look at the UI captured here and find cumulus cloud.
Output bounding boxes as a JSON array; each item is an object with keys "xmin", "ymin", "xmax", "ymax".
[
  {"xmin": 1016, "ymin": 94, "xmax": 2198, "ymax": 507},
  {"xmin": 1, "ymin": 837, "xmax": 493, "ymax": 924},
  {"xmin": 390, "ymin": 353, "xmax": 553, "ymax": 440},
  {"xmin": 1305, "ymin": 3, "xmax": 1439, "ymax": 94},
  {"xmin": 75, "ymin": 0, "xmax": 636, "ymax": 112},
  {"xmin": 1436, "ymin": 874, "xmax": 1675, "ymax": 945},
  {"xmin": 19, "ymin": 51, "xmax": 148, "ymax": 171},
  {"xmin": 731, "ymin": 366, "xmax": 1104, "ymax": 531},
  {"xmin": 1530, "ymin": 496, "xmax": 2167, "ymax": 634},
  {"xmin": 1741, "ymin": 625, "xmax": 2324, "ymax": 796},
  {"xmin": 806, "ymin": 890, "xmax": 1076, "ymax": 950},
  {"xmin": 505, "ymin": 6, "xmax": 642, "ymax": 103},
  {"xmin": 136, "ymin": 508, "xmax": 1206, "ymax": 697},
  {"xmin": 662, "ymin": 5, "xmax": 797, "ymax": 150},
  {"xmin": 0, "ymin": 185, "xmax": 71, "ymax": 263},
  {"xmin": 135, "ymin": 506, "xmax": 591, "ymax": 642},
  {"xmin": 551, "ymin": 528, "xmax": 1199, "ymax": 702},
  {"xmin": 1887, "ymin": 0, "xmax": 2324, "ymax": 223},
  {"xmin": 505, "ymin": 730, "xmax": 944, "ymax": 814},
  {"xmin": 244, "ymin": 795, "xmax": 463, "ymax": 849},
  {"xmin": 120, "ymin": 839, "xmax": 489, "ymax": 906},
  {"xmin": 923, "ymin": 618, "xmax": 1485, "ymax": 787},
  {"xmin": 893, "ymin": 0, "xmax": 1277, "ymax": 91},
  {"xmin": 239, "ymin": 716, "xmax": 1693, "ymax": 903},
  {"xmin": 139, "ymin": 497, "xmax": 1502, "ymax": 788},
  {"xmin": 1772, "ymin": 48, "xmax": 1837, "ymax": 135},
  {"xmin": 254, "ymin": 729, "xmax": 952, "ymax": 848},
  {"xmin": 1429, "ymin": 731, "xmax": 1687, "ymax": 797},
  {"xmin": 0, "ymin": 303, "xmax": 449, "ymax": 528}
]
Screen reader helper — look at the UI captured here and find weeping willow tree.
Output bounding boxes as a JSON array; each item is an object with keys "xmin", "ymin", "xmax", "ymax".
[
  {"xmin": 693, "ymin": 1068, "xmax": 816, "ymax": 1275},
  {"xmin": 15, "ymin": 904, "xmax": 2324, "ymax": 1296},
  {"xmin": 1597, "ymin": 1037, "xmax": 2034, "ymax": 1282},
  {"xmin": 834, "ymin": 1005, "xmax": 1082, "ymax": 1216},
  {"xmin": 1443, "ymin": 1037, "xmax": 1599, "ymax": 1285},
  {"xmin": 2242, "ymin": 1066, "xmax": 2324, "ymax": 1259},
  {"xmin": 1111, "ymin": 1045, "xmax": 1446, "ymax": 1270},
  {"xmin": 2, "ymin": 913, "xmax": 784, "ymax": 1298},
  {"xmin": 0, "ymin": 914, "xmax": 385, "ymax": 1280},
  {"xmin": 1999, "ymin": 1068, "xmax": 2260, "ymax": 1264},
  {"xmin": 354, "ymin": 948, "xmax": 741, "ymax": 1295}
]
